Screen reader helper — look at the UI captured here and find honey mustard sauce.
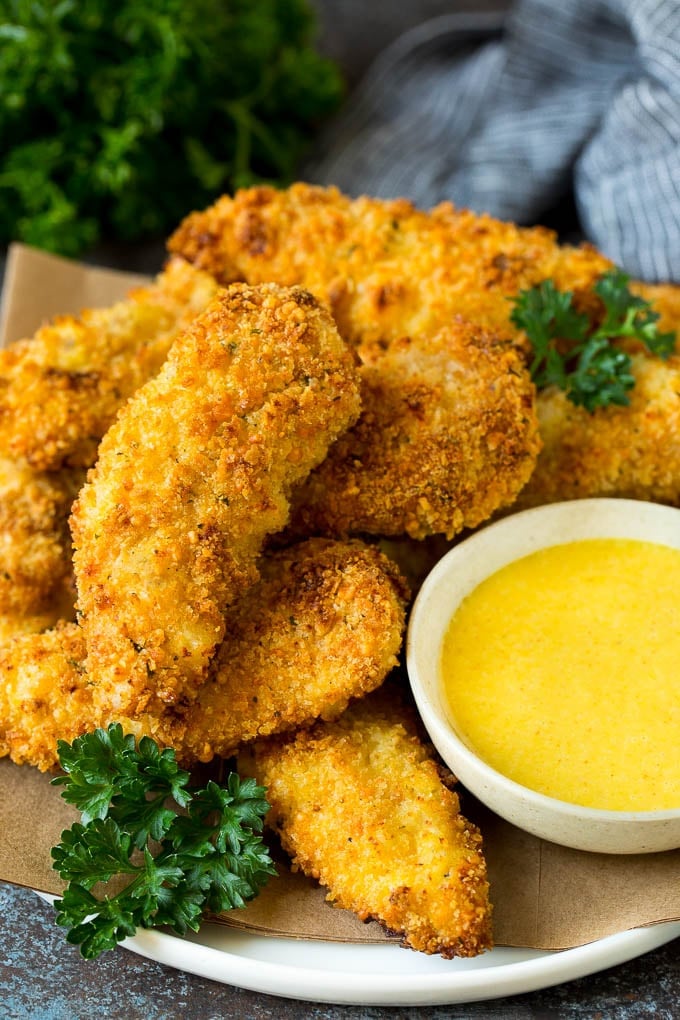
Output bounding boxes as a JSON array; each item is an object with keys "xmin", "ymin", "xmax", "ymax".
[{"xmin": 441, "ymin": 539, "xmax": 680, "ymax": 811}]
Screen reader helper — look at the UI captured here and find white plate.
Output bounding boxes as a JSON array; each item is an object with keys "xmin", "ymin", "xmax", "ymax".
[{"xmin": 117, "ymin": 920, "xmax": 680, "ymax": 1006}]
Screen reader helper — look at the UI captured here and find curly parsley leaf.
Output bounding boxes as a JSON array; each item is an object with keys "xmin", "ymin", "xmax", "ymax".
[
  {"xmin": 566, "ymin": 336, "xmax": 635, "ymax": 412},
  {"xmin": 51, "ymin": 818, "xmax": 138, "ymax": 887},
  {"xmin": 55, "ymin": 884, "xmax": 139, "ymax": 959},
  {"xmin": 0, "ymin": 0, "xmax": 343, "ymax": 256},
  {"xmin": 593, "ymin": 270, "xmax": 676, "ymax": 357},
  {"xmin": 512, "ymin": 279, "xmax": 590, "ymax": 353},
  {"xmin": 511, "ymin": 269, "xmax": 676, "ymax": 412},
  {"xmin": 51, "ymin": 725, "xmax": 275, "ymax": 959},
  {"xmin": 52, "ymin": 723, "xmax": 192, "ymax": 845}
]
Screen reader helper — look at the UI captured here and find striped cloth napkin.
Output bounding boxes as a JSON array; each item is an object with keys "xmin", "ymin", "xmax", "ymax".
[{"xmin": 306, "ymin": 0, "xmax": 680, "ymax": 282}]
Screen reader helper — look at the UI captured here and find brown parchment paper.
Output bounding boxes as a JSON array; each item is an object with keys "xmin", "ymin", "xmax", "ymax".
[{"xmin": 0, "ymin": 243, "xmax": 678, "ymax": 952}]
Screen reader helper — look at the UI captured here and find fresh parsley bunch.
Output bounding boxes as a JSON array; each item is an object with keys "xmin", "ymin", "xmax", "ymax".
[
  {"xmin": 0, "ymin": 0, "xmax": 343, "ymax": 256},
  {"xmin": 511, "ymin": 269, "xmax": 676, "ymax": 412},
  {"xmin": 51, "ymin": 724, "xmax": 275, "ymax": 959}
]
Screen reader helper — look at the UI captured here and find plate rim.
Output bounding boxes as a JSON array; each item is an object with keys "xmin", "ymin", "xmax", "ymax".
[{"xmin": 115, "ymin": 918, "xmax": 680, "ymax": 1006}]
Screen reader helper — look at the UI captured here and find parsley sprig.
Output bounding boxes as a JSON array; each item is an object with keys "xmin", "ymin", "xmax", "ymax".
[
  {"xmin": 510, "ymin": 269, "xmax": 676, "ymax": 412},
  {"xmin": 0, "ymin": 0, "xmax": 343, "ymax": 255},
  {"xmin": 50, "ymin": 724, "xmax": 275, "ymax": 959}
]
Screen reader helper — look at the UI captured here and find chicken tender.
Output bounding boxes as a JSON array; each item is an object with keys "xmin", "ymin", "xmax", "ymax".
[
  {"xmin": 511, "ymin": 279, "xmax": 680, "ymax": 508},
  {"xmin": 517, "ymin": 351, "xmax": 680, "ymax": 507},
  {"xmin": 0, "ymin": 622, "xmax": 91, "ymax": 768},
  {"xmin": 0, "ymin": 457, "xmax": 82, "ymax": 616},
  {"xmin": 632, "ymin": 281, "xmax": 680, "ymax": 339},
  {"xmin": 0, "ymin": 540, "xmax": 406, "ymax": 771},
  {"xmin": 240, "ymin": 687, "xmax": 492, "ymax": 958},
  {"xmin": 0, "ymin": 257, "xmax": 219, "ymax": 470},
  {"xmin": 179, "ymin": 538, "xmax": 408, "ymax": 762},
  {"xmin": 170, "ymin": 184, "xmax": 627, "ymax": 536},
  {"xmin": 71, "ymin": 285, "xmax": 360, "ymax": 717},
  {"xmin": 168, "ymin": 184, "xmax": 611, "ymax": 354},
  {"xmin": 173, "ymin": 186, "xmax": 680, "ymax": 518},
  {"xmin": 289, "ymin": 323, "xmax": 540, "ymax": 539},
  {"xmin": 0, "ymin": 585, "xmax": 75, "ymax": 647}
]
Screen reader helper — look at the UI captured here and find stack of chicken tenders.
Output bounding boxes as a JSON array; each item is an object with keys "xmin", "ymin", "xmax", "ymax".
[{"xmin": 2, "ymin": 184, "xmax": 680, "ymax": 959}]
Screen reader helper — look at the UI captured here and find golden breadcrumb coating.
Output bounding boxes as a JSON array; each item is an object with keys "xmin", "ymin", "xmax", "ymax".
[
  {"xmin": 240, "ymin": 687, "xmax": 492, "ymax": 958},
  {"xmin": 169, "ymin": 184, "xmax": 627, "ymax": 536},
  {"xmin": 289, "ymin": 323, "xmax": 540, "ymax": 539},
  {"xmin": 178, "ymin": 538, "xmax": 408, "ymax": 762},
  {"xmin": 168, "ymin": 184, "xmax": 612, "ymax": 353},
  {"xmin": 0, "ymin": 586, "xmax": 75, "ymax": 647},
  {"xmin": 0, "ymin": 458, "xmax": 83, "ymax": 616},
  {"xmin": 517, "ymin": 351, "xmax": 680, "ymax": 507},
  {"xmin": 631, "ymin": 281, "xmax": 680, "ymax": 339},
  {"xmin": 171, "ymin": 186, "xmax": 680, "ymax": 520},
  {"xmin": 0, "ymin": 540, "xmax": 406, "ymax": 771},
  {"xmin": 0, "ymin": 622, "xmax": 91, "ymax": 768},
  {"xmin": 71, "ymin": 285, "xmax": 360, "ymax": 717},
  {"xmin": 0, "ymin": 613, "xmax": 51, "ymax": 646},
  {"xmin": 0, "ymin": 257, "xmax": 219, "ymax": 470}
]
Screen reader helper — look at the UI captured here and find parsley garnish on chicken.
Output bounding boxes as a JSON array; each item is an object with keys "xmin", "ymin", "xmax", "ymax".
[{"xmin": 511, "ymin": 269, "xmax": 676, "ymax": 412}]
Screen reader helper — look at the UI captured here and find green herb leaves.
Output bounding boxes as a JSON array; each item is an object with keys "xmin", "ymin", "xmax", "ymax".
[
  {"xmin": 51, "ymin": 724, "xmax": 275, "ymax": 959},
  {"xmin": 511, "ymin": 269, "xmax": 676, "ymax": 412},
  {"xmin": 0, "ymin": 0, "xmax": 343, "ymax": 255}
]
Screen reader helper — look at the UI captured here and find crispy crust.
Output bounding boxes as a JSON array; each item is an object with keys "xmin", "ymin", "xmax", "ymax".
[
  {"xmin": 517, "ymin": 352, "xmax": 680, "ymax": 507},
  {"xmin": 241, "ymin": 687, "xmax": 492, "ymax": 958},
  {"xmin": 171, "ymin": 184, "xmax": 604, "ymax": 537},
  {"xmin": 0, "ymin": 622, "xmax": 89, "ymax": 769},
  {"xmin": 0, "ymin": 458, "xmax": 83, "ymax": 615},
  {"xmin": 290, "ymin": 322, "xmax": 540, "ymax": 539},
  {"xmin": 179, "ymin": 538, "xmax": 408, "ymax": 761},
  {"xmin": 71, "ymin": 284, "xmax": 360, "ymax": 718},
  {"xmin": 0, "ymin": 257, "xmax": 220, "ymax": 470},
  {"xmin": 0, "ymin": 540, "xmax": 406, "ymax": 771},
  {"xmin": 168, "ymin": 184, "xmax": 612, "ymax": 353}
]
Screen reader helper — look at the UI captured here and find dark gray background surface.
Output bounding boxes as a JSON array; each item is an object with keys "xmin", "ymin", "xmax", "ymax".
[
  {"xmin": 2, "ymin": 883, "xmax": 679, "ymax": 1018},
  {"xmin": 1, "ymin": 1, "xmax": 678, "ymax": 1016}
]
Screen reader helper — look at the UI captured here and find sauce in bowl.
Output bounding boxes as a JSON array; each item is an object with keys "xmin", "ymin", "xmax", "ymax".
[{"xmin": 441, "ymin": 538, "xmax": 680, "ymax": 812}]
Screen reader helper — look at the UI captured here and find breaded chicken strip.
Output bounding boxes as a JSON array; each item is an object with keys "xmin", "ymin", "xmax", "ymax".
[
  {"xmin": 507, "ymin": 279, "xmax": 680, "ymax": 507},
  {"xmin": 71, "ymin": 285, "xmax": 360, "ymax": 717},
  {"xmin": 179, "ymin": 538, "xmax": 408, "ymax": 762},
  {"xmin": 168, "ymin": 184, "xmax": 611, "ymax": 353},
  {"xmin": 632, "ymin": 282, "xmax": 680, "ymax": 338},
  {"xmin": 171, "ymin": 187, "xmax": 680, "ymax": 521},
  {"xmin": 0, "ymin": 457, "xmax": 83, "ymax": 616},
  {"xmin": 517, "ymin": 351, "xmax": 680, "ymax": 507},
  {"xmin": 0, "ymin": 581, "xmax": 75, "ymax": 646},
  {"xmin": 289, "ymin": 323, "xmax": 539, "ymax": 539},
  {"xmin": 0, "ymin": 257, "xmax": 219, "ymax": 470},
  {"xmin": 169, "ymin": 184, "xmax": 625, "ymax": 536},
  {"xmin": 0, "ymin": 622, "xmax": 89, "ymax": 766},
  {"xmin": 0, "ymin": 540, "xmax": 406, "ymax": 771},
  {"xmin": 240, "ymin": 687, "xmax": 492, "ymax": 958}
]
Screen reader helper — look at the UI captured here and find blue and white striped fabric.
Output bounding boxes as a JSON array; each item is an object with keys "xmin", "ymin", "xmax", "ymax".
[{"xmin": 306, "ymin": 0, "xmax": 680, "ymax": 282}]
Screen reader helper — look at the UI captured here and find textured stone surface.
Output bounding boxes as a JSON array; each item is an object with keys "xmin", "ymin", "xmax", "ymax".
[{"xmin": 1, "ymin": 883, "xmax": 678, "ymax": 1019}]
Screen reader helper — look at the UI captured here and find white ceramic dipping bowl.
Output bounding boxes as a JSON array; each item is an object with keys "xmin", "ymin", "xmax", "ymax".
[{"xmin": 407, "ymin": 498, "xmax": 680, "ymax": 854}]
